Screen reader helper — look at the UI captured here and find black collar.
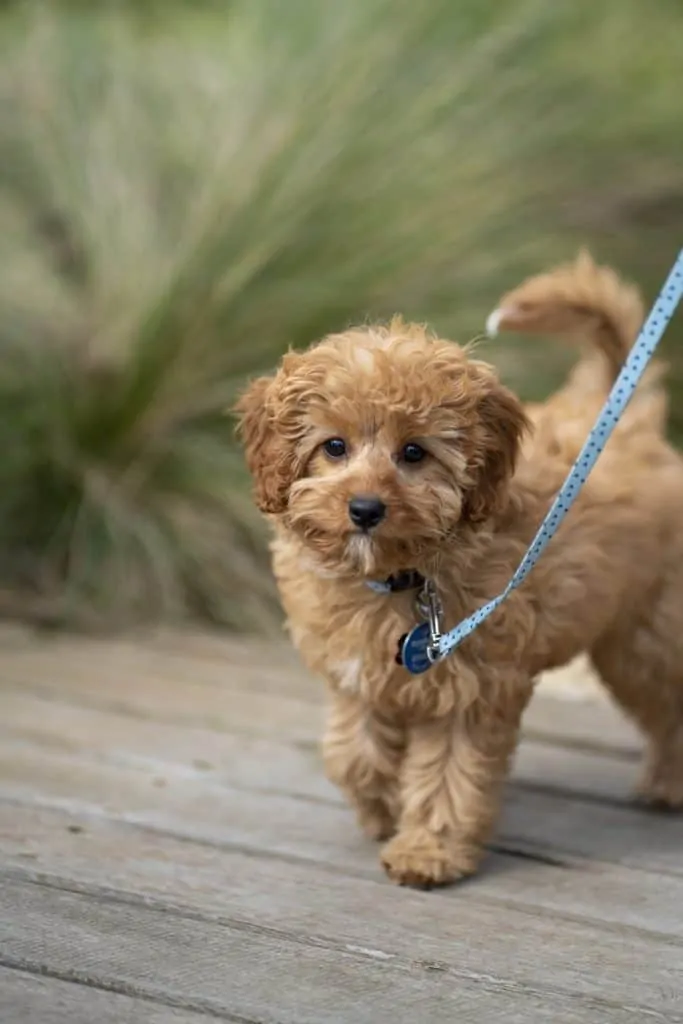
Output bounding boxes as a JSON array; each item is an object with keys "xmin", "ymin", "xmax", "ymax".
[{"xmin": 366, "ymin": 570, "xmax": 425, "ymax": 594}]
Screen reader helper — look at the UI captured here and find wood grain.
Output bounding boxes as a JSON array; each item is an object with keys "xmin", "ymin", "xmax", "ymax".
[
  {"xmin": 3, "ymin": 873, "xmax": 682, "ymax": 1024},
  {"xmin": 0, "ymin": 968, "xmax": 221, "ymax": 1024},
  {"xmin": 0, "ymin": 628, "xmax": 678, "ymax": 1024},
  {"xmin": 0, "ymin": 687, "xmax": 640, "ymax": 804},
  {"xmin": 1, "ymin": 720, "xmax": 679, "ymax": 876},
  {"xmin": 0, "ymin": 628, "xmax": 640, "ymax": 752},
  {"xmin": 2, "ymin": 801, "xmax": 683, "ymax": 943}
]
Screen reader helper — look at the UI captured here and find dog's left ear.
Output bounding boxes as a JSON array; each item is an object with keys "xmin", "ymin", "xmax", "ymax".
[{"xmin": 462, "ymin": 367, "xmax": 529, "ymax": 525}]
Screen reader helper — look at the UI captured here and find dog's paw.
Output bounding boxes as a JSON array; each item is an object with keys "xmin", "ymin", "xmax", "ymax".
[
  {"xmin": 636, "ymin": 775, "xmax": 683, "ymax": 811},
  {"xmin": 380, "ymin": 828, "xmax": 478, "ymax": 889},
  {"xmin": 636, "ymin": 740, "xmax": 683, "ymax": 810}
]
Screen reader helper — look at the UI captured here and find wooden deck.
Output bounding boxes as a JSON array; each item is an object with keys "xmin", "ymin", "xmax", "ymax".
[{"xmin": 1, "ymin": 626, "xmax": 682, "ymax": 1023}]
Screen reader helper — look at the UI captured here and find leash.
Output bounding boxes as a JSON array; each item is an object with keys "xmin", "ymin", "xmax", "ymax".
[{"xmin": 399, "ymin": 249, "xmax": 683, "ymax": 675}]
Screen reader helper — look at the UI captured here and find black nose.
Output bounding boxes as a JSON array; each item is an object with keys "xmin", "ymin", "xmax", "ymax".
[{"xmin": 348, "ymin": 495, "xmax": 386, "ymax": 530}]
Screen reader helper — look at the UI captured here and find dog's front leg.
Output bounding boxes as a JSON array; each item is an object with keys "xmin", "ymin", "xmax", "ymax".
[
  {"xmin": 380, "ymin": 697, "xmax": 525, "ymax": 887},
  {"xmin": 322, "ymin": 692, "xmax": 405, "ymax": 841}
]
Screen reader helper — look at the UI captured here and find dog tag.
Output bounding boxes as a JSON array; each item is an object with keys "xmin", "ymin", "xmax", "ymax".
[{"xmin": 399, "ymin": 622, "xmax": 432, "ymax": 675}]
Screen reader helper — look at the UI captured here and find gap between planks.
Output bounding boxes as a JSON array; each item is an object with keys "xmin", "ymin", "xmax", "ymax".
[{"xmin": 0, "ymin": 968, "xmax": 241, "ymax": 1024}]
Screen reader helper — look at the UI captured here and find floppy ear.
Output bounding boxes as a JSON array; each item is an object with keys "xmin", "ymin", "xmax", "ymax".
[
  {"xmin": 461, "ymin": 369, "xmax": 529, "ymax": 525},
  {"xmin": 234, "ymin": 373, "xmax": 301, "ymax": 515}
]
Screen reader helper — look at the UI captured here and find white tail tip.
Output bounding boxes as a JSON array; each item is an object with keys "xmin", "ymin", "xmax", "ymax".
[{"xmin": 485, "ymin": 307, "xmax": 504, "ymax": 337}]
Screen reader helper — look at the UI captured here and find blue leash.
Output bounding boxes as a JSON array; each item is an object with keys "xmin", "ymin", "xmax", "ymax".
[{"xmin": 400, "ymin": 249, "xmax": 683, "ymax": 675}]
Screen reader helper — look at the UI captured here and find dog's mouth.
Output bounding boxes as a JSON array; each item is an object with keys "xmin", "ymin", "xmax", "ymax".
[{"xmin": 345, "ymin": 532, "xmax": 378, "ymax": 573}]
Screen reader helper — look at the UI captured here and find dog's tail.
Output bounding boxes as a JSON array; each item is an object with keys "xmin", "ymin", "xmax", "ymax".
[
  {"xmin": 487, "ymin": 251, "xmax": 669, "ymax": 444},
  {"xmin": 487, "ymin": 250, "xmax": 655, "ymax": 387}
]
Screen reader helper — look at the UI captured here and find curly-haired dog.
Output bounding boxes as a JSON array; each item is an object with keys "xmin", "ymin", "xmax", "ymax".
[{"xmin": 236, "ymin": 253, "xmax": 683, "ymax": 888}]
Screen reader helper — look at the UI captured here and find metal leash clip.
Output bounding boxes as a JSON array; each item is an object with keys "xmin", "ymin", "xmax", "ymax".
[
  {"xmin": 416, "ymin": 579, "xmax": 443, "ymax": 663},
  {"xmin": 395, "ymin": 579, "xmax": 444, "ymax": 672},
  {"xmin": 395, "ymin": 578, "xmax": 444, "ymax": 672}
]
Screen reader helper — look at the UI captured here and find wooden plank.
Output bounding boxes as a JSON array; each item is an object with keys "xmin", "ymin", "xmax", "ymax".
[
  {"xmin": 0, "ymin": 663, "xmax": 325, "ymax": 743},
  {"xmin": 1, "ymin": 735, "xmax": 683, "ymax": 877},
  {"xmin": 501, "ymin": 786, "xmax": 683, "ymax": 876},
  {"xmin": 0, "ymin": 667, "xmax": 642, "ymax": 799},
  {"xmin": 0, "ymin": 690, "xmax": 334, "ymax": 803},
  {"xmin": 0, "ymin": 968, "xmax": 219, "ymax": 1024},
  {"xmin": 0, "ymin": 623, "xmax": 303, "ymax": 674},
  {"xmin": 141, "ymin": 633, "xmax": 636, "ymax": 755},
  {"xmin": 513, "ymin": 739, "xmax": 637, "ymax": 802},
  {"xmin": 0, "ymin": 633, "xmax": 323, "ymax": 704},
  {"xmin": 3, "ymin": 871, "xmax": 683, "ymax": 1024},
  {"xmin": 3, "ymin": 800, "xmax": 683, "ymax": 943},
  {"xmin": 0, "ymin": 688, "xmax": 641, "ymax": 807},
  {"xmin": 523, "ymin": 693, "xmax": 641, "ymax": 758},
  {"xmin": 0, "ymin": 631, "xmax": 641, "ymax": 755}
]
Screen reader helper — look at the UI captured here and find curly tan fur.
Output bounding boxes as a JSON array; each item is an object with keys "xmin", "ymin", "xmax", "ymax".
[{"xmin": 236, "ymin": 253, "xmax": 683, "ymax": 888}]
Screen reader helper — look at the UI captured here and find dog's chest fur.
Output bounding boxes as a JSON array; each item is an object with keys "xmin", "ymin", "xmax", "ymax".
[{"xmin": 269, "ymin": 530, "xmax": 534, "ymax": 721}]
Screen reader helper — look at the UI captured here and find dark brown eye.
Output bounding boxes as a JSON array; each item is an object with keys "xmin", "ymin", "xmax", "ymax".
[
  {"xmin": 322, "ymin": 437, "xmax": 347, "ymax": 459},
  {"xmin": 400, "ymin": 442, "xmax": 426, "ymax": 464}
]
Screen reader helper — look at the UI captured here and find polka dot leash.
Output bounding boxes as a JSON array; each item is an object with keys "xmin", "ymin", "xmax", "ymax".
[{"xmin": 400, "ymin": 249, "xmax": 683, "ymax": 674}]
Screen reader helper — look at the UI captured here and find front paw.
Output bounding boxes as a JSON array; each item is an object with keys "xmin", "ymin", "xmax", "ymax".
[{"xmin": 380, "ymin": 828, "xmax": 480, "ymax": 889}]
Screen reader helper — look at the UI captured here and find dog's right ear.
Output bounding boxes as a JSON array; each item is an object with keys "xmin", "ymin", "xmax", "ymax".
[{"xmin": 234, "ymin": 375, "xmax": 293, "ymax": 515}]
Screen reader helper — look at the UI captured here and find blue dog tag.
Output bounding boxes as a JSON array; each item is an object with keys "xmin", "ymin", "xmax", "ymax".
[{"xmin": 400, "ymin": 622, "xmax": 432, "ymax": 675}]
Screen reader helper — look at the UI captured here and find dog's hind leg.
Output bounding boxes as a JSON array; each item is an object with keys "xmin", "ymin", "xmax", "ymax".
[{"xmin": 591, "ymin": 584, "xmax": 683, "ymax": 809}]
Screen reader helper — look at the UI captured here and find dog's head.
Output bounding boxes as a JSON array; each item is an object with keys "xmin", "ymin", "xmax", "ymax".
[{"xmin": 235, "ymin": 319, "xmax": 528, "ymax": 576}]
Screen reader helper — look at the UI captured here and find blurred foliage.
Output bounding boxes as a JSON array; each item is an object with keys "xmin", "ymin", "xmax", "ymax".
[{"xmin": 0, "ymin": 0, "xmax": 681, "ymax": 630}]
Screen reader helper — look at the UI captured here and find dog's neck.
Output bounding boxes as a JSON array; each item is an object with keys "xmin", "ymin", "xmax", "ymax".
[{"xmin": 365, "ymin": 569, "xmax": 426, "ymax": 595}]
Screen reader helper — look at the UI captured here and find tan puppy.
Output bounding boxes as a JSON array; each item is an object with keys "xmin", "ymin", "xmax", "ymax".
[{"xmin": 236, "ymin": 254, "xmax": 683, "ymax": 888}]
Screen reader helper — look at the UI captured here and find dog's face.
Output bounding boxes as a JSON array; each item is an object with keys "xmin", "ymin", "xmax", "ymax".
[{"xmin": 236, "ymin": 320, "xmax": 528, "ymax": 576}]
